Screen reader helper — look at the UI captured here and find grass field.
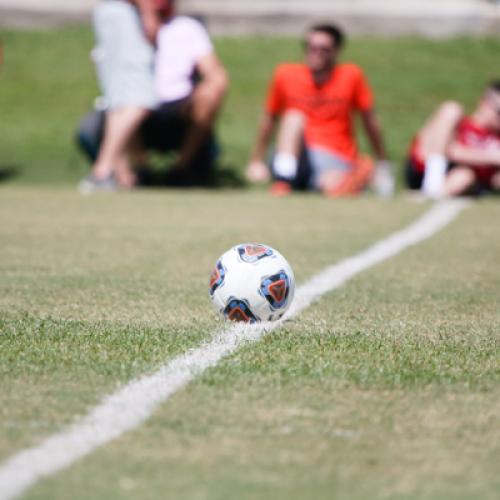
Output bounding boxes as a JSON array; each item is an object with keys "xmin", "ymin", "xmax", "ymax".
[{"xmin": 0, "ymin": 27, "xmax": 500, "ymax": 500}]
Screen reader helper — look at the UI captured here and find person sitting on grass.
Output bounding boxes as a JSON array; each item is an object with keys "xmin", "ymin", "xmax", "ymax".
[
  {"xmin": 78, "ymin": 0, "xmax": 228, "ymax": 190},
  {"xmin": 405, "ymin": 80, "xmax": 500, "ymax": 198},
  {"xmin": 139, "ymin": 2, "xmax": 228, "ymax": 186},
  {"xmin": 245, "ymin": 23, "xmax": 393, "ymax": 197},
  {"xmin": 79, "ymin": 0, "xmax": 168, "ymax": 193}
]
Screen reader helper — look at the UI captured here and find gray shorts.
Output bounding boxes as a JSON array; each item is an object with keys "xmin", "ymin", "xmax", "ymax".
[
  {"xmin": 307, "ymin": 147, "xmax": 352, "ymax": 190},
  {"xmin": 92, "ymin": 0, "xmax": 157, "ymax": 110}
]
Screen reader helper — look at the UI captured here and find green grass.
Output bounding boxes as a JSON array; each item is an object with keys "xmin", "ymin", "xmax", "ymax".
[
  {"xmin": 1, "ymin": 28, "xmax": 500, "ymax": 184},
  {"xmin": 1, "ymin": 188, "xmax": 499, "ymax": 499},
  {"xmin": 0, "ymin": 27, "xmax": 500, "ymax": 500}
]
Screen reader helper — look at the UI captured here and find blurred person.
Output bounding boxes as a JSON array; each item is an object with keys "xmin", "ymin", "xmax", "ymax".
[
  {"xmin": 78, "ymin": 0, "xmax": 228, "ymax": 189},
  {"xmin": 79, "ymin": 0, "xmax": 169, "ymax": 193},
  {"xmin": 406, "ymin": 81, "xmax": 500, "ymax": 198},
  {"xmin": 140, "ymin": 2, "xmax": 228, "ymax": 186},
  {"xmin": 246, "ymin": 23, "xmax": 393, "ymax": 197}
]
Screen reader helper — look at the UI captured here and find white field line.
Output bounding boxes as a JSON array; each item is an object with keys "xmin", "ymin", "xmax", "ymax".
[{"xmin": 0, "ymin": 199, "xmax": 469, "ymax": 500}]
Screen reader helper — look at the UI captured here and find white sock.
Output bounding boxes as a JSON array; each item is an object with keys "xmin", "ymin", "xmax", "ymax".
[
  {"xmin": 273, "ymin": 153, "xmax": 298, "ymax": 180},
  {"xmin": 422, "ymin": 154, "xmax": 447, "ymax": 199}
]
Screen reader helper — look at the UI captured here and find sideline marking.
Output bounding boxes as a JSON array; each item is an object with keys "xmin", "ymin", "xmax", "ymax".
[{"xmin": 0, "ymin": 200, "xmax": 470, "ymax": 500}]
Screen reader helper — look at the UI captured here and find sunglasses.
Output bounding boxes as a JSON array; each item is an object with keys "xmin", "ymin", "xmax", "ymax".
[{"xmin": 303, "ymin": 42, "xmax": 334, "ymax": 54}]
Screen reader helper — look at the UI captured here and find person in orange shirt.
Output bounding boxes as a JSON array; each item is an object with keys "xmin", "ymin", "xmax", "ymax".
[{"xmin": 246, "ymin": 24, "xmax": 393, "ymax": 197}]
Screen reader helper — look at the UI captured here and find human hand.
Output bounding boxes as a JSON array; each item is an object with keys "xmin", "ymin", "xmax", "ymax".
[
  {"xmin": 246, "ymin": 161, "xmax": 271, "ymax": 183},
  {"xmin": 373, "ymin": 160, "xmax": 395, "ymax": 198},
  {"xmin": 142, "ymin": 13, "xmax": 160, "ymax": 44}
]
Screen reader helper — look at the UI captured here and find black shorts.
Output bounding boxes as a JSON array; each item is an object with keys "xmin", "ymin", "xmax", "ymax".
[
  {"xmin": 76, "ymin": 104, "xmax": 189, "ymax": 163},
  {"xmin": 404, "ymin": 157, "xmax": 424, "ymax": 190},
  {"xmin": 141, "ymin": 98, "xmax": 189, "ymax": 152},
  {"xmin": 270, "ymin": 141, "xmax": 313, "ymax": 191},
  {"xmin": 76, "ymin": 99, "xmax": 217, "ymax": 175},
  {"xmin": 405, "ymin": 157, "xmax": 455, "ymax": 190}
]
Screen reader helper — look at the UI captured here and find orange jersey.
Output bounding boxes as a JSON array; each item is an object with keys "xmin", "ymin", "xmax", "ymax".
[{"xmin": 266, "ymin": 63, "xmax": 374, "ymax": 161}]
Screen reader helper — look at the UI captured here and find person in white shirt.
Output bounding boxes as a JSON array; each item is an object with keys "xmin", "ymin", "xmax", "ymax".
[
  {"xmin": 77, "ymin": 0, "xmax": 228, "ymax": 188},
  {"xmin": 79, "ymin": 0, "xmax": 167, "ymax": 193},
  {"xmin": 141, "ymin": 8, "xmax": 228, "ymax": 185}
]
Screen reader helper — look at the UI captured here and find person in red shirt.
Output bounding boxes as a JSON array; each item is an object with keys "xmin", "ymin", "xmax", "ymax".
[
  {"xmin": 406, "ymin": 81, "xmax": 500, "ymax": 198},
  {"xmin": 246, "ymin": 24, "xmax": 393, "ymax": 197}
]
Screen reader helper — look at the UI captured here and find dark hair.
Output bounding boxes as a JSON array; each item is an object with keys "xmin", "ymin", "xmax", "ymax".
[
  {"xmin": 308, "ymin": 23, "xmax": 345, "ymax": 49},
  {"xmin": 488, "ymin": 80, "xmax": 500, "ymax": 92}
]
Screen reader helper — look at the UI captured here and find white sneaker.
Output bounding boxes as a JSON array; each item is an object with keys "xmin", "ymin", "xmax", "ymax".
[
  {"xmin": 422, "ymin": 155, "xmax": 447, "ymax": 199},
  {"xmin": 78, "ymin": 174, "xmax": 117, "ymax": 195}
]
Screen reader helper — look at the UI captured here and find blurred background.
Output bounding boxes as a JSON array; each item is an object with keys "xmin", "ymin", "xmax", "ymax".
[
  {"xmin": 1, "ymin": 0, "xmax": 499, "ymax": 186},
  {"xmin": 2, "ymin": 0, "xmax": 500, "ymax": 36}
]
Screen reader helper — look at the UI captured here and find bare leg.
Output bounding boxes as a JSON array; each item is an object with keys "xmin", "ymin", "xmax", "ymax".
[
  {"xmin": 114, "ymin": 155, "xmax": 136, "ymax": 189},
  {"xmin": 417, "ymin": 101, "xmax": 464, "ymax": 158},
  {"xmin": 317, "ymin": 170, "xmax": 346, "ymax": 194},
  {"xmin": 319, "ymin": 156, "xmax": 374, "ymax": 198},
  {"xmin": 270, "ymin": 110, "xmax": 305, "ymax": 187},
  {"xmin": 92, "ymin": 107, "xmax": 150, "ymax": 186},
  {"xmin": 443, "ymin": 166, "xmax": 476, "ymax": 197},
  {"xmin": 491, "ymin": 171, "xmax": 500, "ymax": 191},
  {"xmin": 415, "ymin": 101, "xmax": 464, "ymax": 198},
  {"xmin": 276, "ymin": 110, "xmax": 305, "ymax": 157},
  {"xmin": 176, "ymin": 83, "xmax": 226, "ymax": 169}
]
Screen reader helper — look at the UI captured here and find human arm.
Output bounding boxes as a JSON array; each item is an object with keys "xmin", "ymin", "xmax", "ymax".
[
  {"xmin": 250, "ymin": 111, "xmax": 277, "ymax": 165},
  {"xmin": 195, "ymin": 52, "xmax": 229, "ymax": 106},
  {"xmin": 246, "ymin": 65, "xmax": 286, "ymax": 183},
  {"xmin": 171, "ymin": 52, "xmax": 228, "ymax": 171},
  {"xmin": 356, "ymin": 65, "xmax": 394, "ymax": 196},
  {"xmin": 246, "ymin": 111, "xmax": 278, "ymax": 182},
  {"xmin": 353, "ymin": 65, "xmax": 387, "ymax": 162},
  {"xmin": 360, "ymin": 109, "xmax": 395, "ymax": 197},
  {"xmin": 447, "ymin": 141, "xmax": 500, "ymax": 167},
  {"xmin": 360, "ymin": 109, "xmax": 387, "ymax": 161},
  {"xmin": 134, "ymin": 0, "xmax": 162, "ymax": 43}
]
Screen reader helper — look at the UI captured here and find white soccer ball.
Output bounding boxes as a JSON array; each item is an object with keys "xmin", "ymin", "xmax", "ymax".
[{"xmin": 209, "ymin": 243, "xmax": 295, "ymax": 323}]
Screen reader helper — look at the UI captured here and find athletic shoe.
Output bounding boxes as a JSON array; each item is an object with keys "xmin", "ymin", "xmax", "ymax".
[
  {"xmin": 78, "ymin": 174, "xmax": 117, "ymax": 195},
  {"xmin": 270, "ymin": 181, "xmax": 292, "ymax": 197}
]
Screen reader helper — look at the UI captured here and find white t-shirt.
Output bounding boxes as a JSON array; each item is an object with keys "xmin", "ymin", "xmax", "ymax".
[{"xmin": 155, "ymin": 16, "xmax": 214, "ymax": 103}]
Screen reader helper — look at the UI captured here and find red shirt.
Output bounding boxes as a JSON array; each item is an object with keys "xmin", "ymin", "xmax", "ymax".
[
  {"xmin": 266, "ymin": 63, "xmax": 374, "ymax": 161},
  {"xmin": 458, "ymin": 117, "xmax": 500, "ymax": 183},
  {"xmin": 411, "ymin": 117, "xmax": 500, "ymax": 183},
  {"xmin": 456, "ymin": 117, "xmax": 500, "ymax": 159}
]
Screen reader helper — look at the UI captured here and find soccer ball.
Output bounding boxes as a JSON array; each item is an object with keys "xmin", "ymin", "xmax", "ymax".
[{"xmin": 209, "ymin": 243, "xmax": 295, "ymax": 323}]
